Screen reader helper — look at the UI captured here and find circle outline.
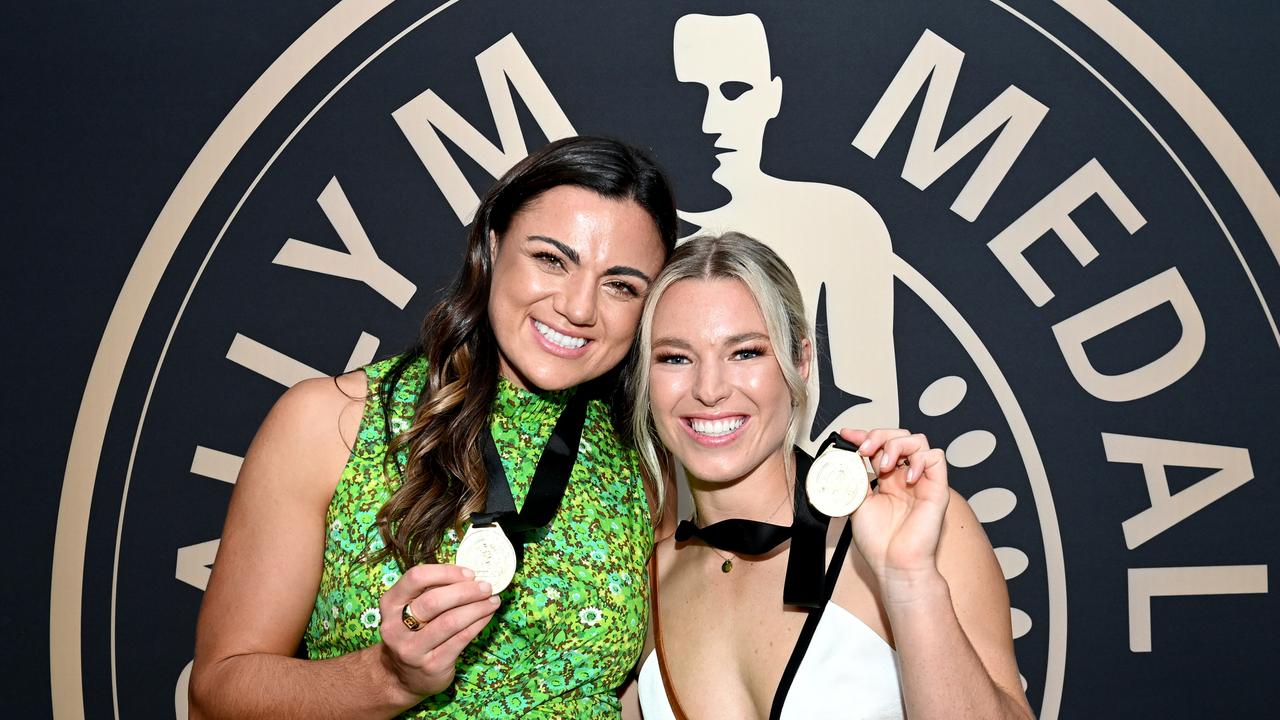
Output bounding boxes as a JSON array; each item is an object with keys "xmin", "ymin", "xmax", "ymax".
[{"xmin": 52, "ymin": 2, "xmax": 1280, "ymax": 718}]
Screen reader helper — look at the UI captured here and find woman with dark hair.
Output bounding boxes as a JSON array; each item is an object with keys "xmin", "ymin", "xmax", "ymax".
[
  {"xmin": 626, "ymin": 232, "xmax": 1033, "ymax": 719},
  {"xmin": 189, "ymin": 136, "xmax": 678, "ymax": 718}
]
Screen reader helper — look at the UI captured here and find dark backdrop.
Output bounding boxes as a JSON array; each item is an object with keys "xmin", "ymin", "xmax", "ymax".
[{"xmin": 6, "ymin": 1, "xmax": 1279, "ymax": 716}]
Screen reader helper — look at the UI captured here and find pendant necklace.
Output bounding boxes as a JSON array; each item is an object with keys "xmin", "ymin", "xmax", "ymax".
[{"xmin": 691, "ymin": 483, "xmax": 792, "ymax": 573}]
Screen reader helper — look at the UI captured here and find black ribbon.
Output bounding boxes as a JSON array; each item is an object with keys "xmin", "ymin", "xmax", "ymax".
[
  {"xmin": 674, "ymin": 518, "xmax": 791, "ymax": 555},
  {"xmin": 674, "ymin": 438, "xmax": 845, "ymax": 609},
  {"xmin": 815, "ymin": 430, "xmax": 863, "ymax": 462},
  {"xmin": 786, "ymin": 446, "xmax": 830, "ymax": 608},
  {"xmin": 471, "ymin": 387, "xmax": 591, "ymax": 568}
]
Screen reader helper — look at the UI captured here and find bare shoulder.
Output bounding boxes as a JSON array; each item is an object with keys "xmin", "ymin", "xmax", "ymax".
[
  {"xmin": 242, "ymin": 370, "xmax": 369, "ymax": 504},
  {"xmin": 268, "ymin": 371, "xmax": 366, "ymax": 440},
  {"xmin": 654, "ymin": 535, "xmax": 678, "ymax": 583}
]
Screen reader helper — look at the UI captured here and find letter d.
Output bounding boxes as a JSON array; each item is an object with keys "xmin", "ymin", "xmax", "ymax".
[{"xmin": 1053, "ymin": 268, "xmax": 1205, "ymax": 402}]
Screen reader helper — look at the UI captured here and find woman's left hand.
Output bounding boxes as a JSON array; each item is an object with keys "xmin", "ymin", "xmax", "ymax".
[{"xmin": 838, "ymin": 428, "xmax": 950, "ymax": 588}]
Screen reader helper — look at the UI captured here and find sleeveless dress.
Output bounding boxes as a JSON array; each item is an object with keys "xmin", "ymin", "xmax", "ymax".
[
  {"xmin": 637, "ymin": 522, "xmax": 905, "ymax": 719},
  {"xmin": 304, "ymin": 356, "xmax": 654, "ymax": 718},
  {"xmin": 637, "ymin": 610, "xmax": 904, "ymax": 719}
]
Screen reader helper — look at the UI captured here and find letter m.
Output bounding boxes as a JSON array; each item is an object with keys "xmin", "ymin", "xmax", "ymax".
[
  {"xmin": 393, "ymin": 33, "xmax": 576, "ymax": 224},
  {"xmin": 852, "ymin": 29, "xmax": 1048, "ymax": 222}
]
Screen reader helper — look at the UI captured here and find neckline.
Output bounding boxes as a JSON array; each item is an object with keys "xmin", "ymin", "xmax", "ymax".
[
  {"xmin": 493, "ymin": 375, "xmax": 576, "ymax": 425},
  {"xmin": 815, "ymin": 603, "xmax": 897, "ymax": 655},
  {"xmin": 650, "ymin": 519, "xmax": 855, "ymax": 720}
]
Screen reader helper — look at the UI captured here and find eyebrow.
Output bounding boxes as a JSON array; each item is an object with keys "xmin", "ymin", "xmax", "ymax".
[
  {"xmin": 651, "ymin": 332, "xmax": 769, "ymax": 349},
  {"xmin": 651, "ymin": 337, "xmax": 693, "ymax": 350},
  {"xmin": 528, "ymin": 235, "xmax": 653, "ymax": 284},
  {"xmin": 726, "ymin": 332, "xmax": 770, "ymax": 345}
]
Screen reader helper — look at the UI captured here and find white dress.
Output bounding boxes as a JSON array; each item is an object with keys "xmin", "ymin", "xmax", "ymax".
[
  {"xmin": 639, "ymin": 521, "xmax": 906, "ymax": 719},
  {"xmin": 637, "ymin": 602, "xmax": 905, "ymax": 719}
]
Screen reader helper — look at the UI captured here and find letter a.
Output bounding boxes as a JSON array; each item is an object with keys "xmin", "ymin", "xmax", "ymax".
[{"xmin": 1103, "ymin": 433, "xmax": 1253, "ymax": 549}]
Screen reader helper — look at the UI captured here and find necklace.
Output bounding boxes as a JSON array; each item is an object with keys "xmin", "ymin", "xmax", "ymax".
[
  {"xmin": 704, "ymin": 544, "xmax": 737, "ymax": 574},
  {"xmin": 691, "ymin": 484, "xmax": 793, "ymax": 573}
]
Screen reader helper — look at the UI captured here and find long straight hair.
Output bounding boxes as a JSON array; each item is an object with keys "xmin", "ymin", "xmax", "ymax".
[
  {"xmin": 374, "ymin": 136, "xmax": 678, "ymax": 569},
  {"xmin": 629, "ymin": 232, "xmax": 812, "ymax": 488}
]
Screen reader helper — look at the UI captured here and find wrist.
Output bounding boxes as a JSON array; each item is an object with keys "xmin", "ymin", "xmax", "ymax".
[
  {"xmin": 371, "ymin": 642, "xmax": 424, "ymax": 712},
  {"xmin": 878, "ymin": 567, "xmax": 950, "ymax": 609}
]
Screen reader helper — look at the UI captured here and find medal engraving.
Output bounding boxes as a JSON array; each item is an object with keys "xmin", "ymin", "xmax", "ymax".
[
  {"xmin": 806, "ymin": 447, "xmax": 873, "ymax": 517},
  {"xmin": 455, "ymin": 524, "xmax": 517, "ymax": 594}
]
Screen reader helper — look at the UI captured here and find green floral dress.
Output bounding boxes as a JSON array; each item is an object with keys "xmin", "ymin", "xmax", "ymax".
[{"xmin": 305, "ymin": 356, "xmax": 653, "ymax": 718}]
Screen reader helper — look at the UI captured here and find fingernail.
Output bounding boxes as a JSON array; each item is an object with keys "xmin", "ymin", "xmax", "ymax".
[
  {"xmin": 461, "ymin": 568, "xmax": 475, "ymax": 579},
  {"xmin": 478, "ymin": 581, "xmax": 492, "ymax": 595},
  {"xmin": 880, "ymin": 455, "xmax": 891, "ymax": 472},
  {"xmin": 489, "ymin": 596, "xmax": 501, "ymax": 605}
]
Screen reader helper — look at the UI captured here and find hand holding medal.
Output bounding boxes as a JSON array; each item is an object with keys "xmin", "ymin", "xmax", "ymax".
[
  {"xmin": 376, "ymin": 563, "xmax": 501, "ymax": 700},
  {"xmin": 376, "ymin": 388, "xmax": 586, "ymax": 701},
  {"xmin": 833, "ymin": 428, "xmax": 952, "ymax": 586}
]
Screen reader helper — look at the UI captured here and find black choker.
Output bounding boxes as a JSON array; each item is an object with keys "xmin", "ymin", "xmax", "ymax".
[{"xmin": 673, "ymin": 447, "xmax": 831, "ymax": 608}]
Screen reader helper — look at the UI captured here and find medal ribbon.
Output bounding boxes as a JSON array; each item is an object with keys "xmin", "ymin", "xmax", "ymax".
[
  {"xmin": 471, "ymin": 387, "xmax": 591, "ymax": 567},
  {"xmin": 673, "ymin": 443, "xmax": 834, "ymax": 608}
]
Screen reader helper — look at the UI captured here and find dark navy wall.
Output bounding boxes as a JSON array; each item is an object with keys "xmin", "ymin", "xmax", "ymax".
[{"xmin": 7, "ymin": 2, "xmax": 1278, "ymax": 716}]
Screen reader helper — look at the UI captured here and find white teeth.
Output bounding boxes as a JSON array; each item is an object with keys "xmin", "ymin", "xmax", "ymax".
[
  {"xmin": 690, "ymin": 417, "xmax": 745, "ymax": 437},
  {"xmin": 534, "ymin": 320, "xmax": 587, "ymax": 349}
]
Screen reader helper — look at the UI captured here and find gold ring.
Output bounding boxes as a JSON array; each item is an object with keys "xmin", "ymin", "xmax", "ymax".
[
  {"xmin": 401, "ymin": 602, "xmax": 425, "ymax": 632},
  {"xmin": 897, "ymin": 457, "xmax": 910, "ymax": 468}
]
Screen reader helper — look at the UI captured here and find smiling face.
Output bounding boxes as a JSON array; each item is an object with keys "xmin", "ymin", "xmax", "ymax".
[
  {"xmin": 648, "ymin": 277, "xmax": 800, "ymax": 484},
  {"xmin": 488, "ymin": 184, "xmax": 666, "ymax": 391}
]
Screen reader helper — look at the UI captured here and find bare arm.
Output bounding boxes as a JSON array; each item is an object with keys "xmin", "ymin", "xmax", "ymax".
[
  {"xmin": 885, "ymin": 492, "xmax": 1034, "ymax": 720},
  {"xmin": 847, "ymin": 428, "xmax": 1034, "ymax": 720},
  {"xmin": 188, "ymin": 375, "xmax": 498, "ymax": 719}
]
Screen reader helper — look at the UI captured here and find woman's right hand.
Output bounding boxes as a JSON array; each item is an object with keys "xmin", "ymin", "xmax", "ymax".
[{"xmin": 378, "ymin": 564, "xmax": 501, "ymax": 700}]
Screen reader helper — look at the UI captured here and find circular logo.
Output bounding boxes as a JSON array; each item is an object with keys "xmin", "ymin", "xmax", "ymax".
[{"xmin": 54, "ymin": 2, "xmax": 1279, "ymax": 717}]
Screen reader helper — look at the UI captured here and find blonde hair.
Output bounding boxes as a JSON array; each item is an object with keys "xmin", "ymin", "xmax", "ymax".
[{"xmin": 629, "ymin": 231, "xmax": 812, "ymax": 495}]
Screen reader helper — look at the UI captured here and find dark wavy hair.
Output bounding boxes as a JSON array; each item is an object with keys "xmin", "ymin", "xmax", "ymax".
[{"xmin": 374, "ymin": 136, "xmax": 678, "ymax": 569}]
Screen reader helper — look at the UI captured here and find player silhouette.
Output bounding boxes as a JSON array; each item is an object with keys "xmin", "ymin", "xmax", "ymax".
[{"xmin": 674, "ymin": 13, "xmax": 899, "ymax": 451}]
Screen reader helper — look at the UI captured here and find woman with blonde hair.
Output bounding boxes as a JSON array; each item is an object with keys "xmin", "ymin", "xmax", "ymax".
[{"xmin": 627, "ymin": 232, "xmax": 1033, "ymax": 719}]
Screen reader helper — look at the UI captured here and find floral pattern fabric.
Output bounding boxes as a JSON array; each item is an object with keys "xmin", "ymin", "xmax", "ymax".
[{"xmin": 305, "ymin": 356, "xmax": 653, "ymax": 718}]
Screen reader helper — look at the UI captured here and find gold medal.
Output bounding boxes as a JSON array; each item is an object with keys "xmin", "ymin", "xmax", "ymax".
[
  {"xmin": 806, "ymin": 446, "xmax": 874, "ymax": 517},
  {"xmin": 455, "ymin": 523, "xmax": 517, "ymax": 594}
]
